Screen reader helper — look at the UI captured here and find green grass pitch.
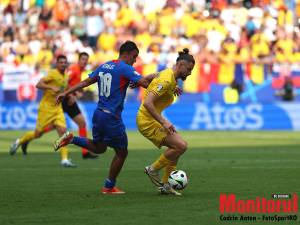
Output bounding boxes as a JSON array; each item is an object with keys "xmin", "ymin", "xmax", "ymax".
[{"xmin": 0, "ymin": 130, "xmax": 299, "ymax": 225}]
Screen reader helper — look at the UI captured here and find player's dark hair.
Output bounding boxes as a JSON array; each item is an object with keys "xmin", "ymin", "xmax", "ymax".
[
  {"xmin": 119, "ymin": 41, "xmax": 139, "ymax": 55},
  {"xmin": 176, "ymin": 48, "xmax": 195, "ymax": 64},
  {"xmin": 56, "ymin": 54, "xmax": 67, "ymax": 62},
  {"xmin": 79, "ymin": 52, "xmax": 89, "ymax": 59}
]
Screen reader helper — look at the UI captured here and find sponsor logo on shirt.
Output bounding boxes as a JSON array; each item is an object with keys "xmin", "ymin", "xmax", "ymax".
[{"xmin": 157, "ymin": 84, "xmax": 163, "ymax": 91}]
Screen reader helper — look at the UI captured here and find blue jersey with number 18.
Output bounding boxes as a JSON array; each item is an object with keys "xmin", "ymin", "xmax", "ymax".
[{"xmin": 88, "ymin": 60, "xmax": 142, "ymax": 117}]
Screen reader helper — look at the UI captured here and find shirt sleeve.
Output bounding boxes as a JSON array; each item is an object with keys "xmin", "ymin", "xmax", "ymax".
[
  {"xmin": 43, "ymin": 71, "xmax": 54, "ymax": 82},
  {"xmin": 149, "ymin": 79, "xmax": 171, "ymax": 97},
  {"xmin": 122, "ymin": 66, "xmax": 142, "ymax": 83},
  {"xmin": 88, "ymin": 68, "xmax": 99, "ymax": 81}
]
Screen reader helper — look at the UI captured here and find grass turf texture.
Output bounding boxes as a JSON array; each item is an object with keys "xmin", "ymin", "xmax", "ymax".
[{"xmin": 0, "ymin": 130, "xmax": 299, "ymax": 225}]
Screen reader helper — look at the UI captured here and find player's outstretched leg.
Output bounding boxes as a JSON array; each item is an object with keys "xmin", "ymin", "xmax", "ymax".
[
  {"xmin": 54, "ymin": 131, "xmax": 107, "ymax": 156},
  {"xmin": 55, "ymin": 127, "xmax": 77, "ymax": 168},
  {"xmin": 72, "ymin": 113, "xmax": 97, "ymax": 159},
  {"xmin": 144, "ymin": 166, "xmax": 163, "ymax": 187},
  {"xmin": 54, "ymin": 131, "xmax": 74, "ymax": 151}
]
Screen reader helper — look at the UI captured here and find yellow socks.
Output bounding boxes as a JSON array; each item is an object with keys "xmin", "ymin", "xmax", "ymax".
[
  {"xmin": 151, "ymin": 153, "xmax": 177, "ymax": 183},
  {"xmin": 151, "ymin": 153, "xmax": 173, "ymax": 171},
  {"xmin": 19, "ymin": 131, "xmax": 36, "ymax": 145},
  {"xmin": 60, "ymin": 147, "xmax": 69, "ymax": 161}
]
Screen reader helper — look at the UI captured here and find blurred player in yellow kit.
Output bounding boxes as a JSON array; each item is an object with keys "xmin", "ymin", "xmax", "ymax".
[
  {"xmin": 9, "ymin": 55, "xmax": 76, "ymax": 167},
  {"xmin": 137, "ymin": 48, "xmax": 195, "ymax": 195}
]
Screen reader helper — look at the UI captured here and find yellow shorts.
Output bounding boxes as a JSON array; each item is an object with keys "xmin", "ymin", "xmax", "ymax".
[
  {"xmin": 136, "ymin": 113, "xmax": 167, "ymax": 148},
  {"xmin": 36, "ymin": 107, "xmax": 66, "ymax": 131}
]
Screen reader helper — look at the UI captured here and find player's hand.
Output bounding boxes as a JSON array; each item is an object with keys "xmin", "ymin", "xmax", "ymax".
[
  {"xmin": 174, "ymin": 86, "xmax": 182, "ymax": 96},
  {"xmin": 163, "ymin": 120, "xmax": 177, "ymax": 134},
  {"xmin": 51, "ymin": 86, "xmax": 61, "ymax": 93},
  {"xmin": 56, "ymin": 93, "xmax": 66, "ymax": 105}
]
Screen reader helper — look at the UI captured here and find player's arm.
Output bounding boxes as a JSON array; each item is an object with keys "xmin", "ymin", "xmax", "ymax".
[
  {"xmin": 135, "ymin": 73, "xmax": 157, "ymax": 88},
  {"xmin": 56, "ymin": 77, "xmax": 96, "ymax": 104},
  {"xmin": 143, "ymin": 92, "xmax": 176, "ymax": 134},
  {"xmin": 143, "ymin": 73, "xmax": 157, "ymax": 84},
  {"xmin": 125, "ymin": 66, "xmax": 157, "ymax": 88},
  {"xmin": 36, "ymin": 77, "xmax": 60, "ymax": 93}
]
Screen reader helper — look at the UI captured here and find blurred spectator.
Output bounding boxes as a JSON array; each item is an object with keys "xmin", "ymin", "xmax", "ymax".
[
  {"xmin": 275, "ymin": 77, "xmax": 296, "ymax": 101},
  {"xmin": 86, "ymin": 5, "xmax": 104, "ymax": 48},
  {"xmin": 53, "ymin": 0, "xmax": 70, "ymax": 25},
  {"xmin": 223, "ymin": 80, "xmax": 242, "ymax": 104},
  {"xmin": 38, "ymin": 4, "xmax": 52, "ymax": 31},
  {"xmin": 0, "ymin": 0, "xmax": 300, "ymax": 102},
  {"xmin": 69, "ymin": 6, "xmax": 86, "ymax": 40},
  {"xmin": 245, "ymin": 16, "xmax": 256, "ymax": 36}
]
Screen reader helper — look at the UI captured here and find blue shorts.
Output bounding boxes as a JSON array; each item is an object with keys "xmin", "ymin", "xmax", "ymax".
[{"xmin": 92, "ymin": 109, "xmax": 128, "ymax": 149}]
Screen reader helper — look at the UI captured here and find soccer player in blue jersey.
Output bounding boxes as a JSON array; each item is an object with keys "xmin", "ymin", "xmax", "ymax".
[{"xmin": 54, "ymin": 41, "xmax": 154, "ymax": 194}]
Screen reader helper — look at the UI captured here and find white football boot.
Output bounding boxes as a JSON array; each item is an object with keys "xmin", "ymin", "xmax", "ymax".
[
  {"xmin": 61, "ymin": 159, "xmax": 76, "ymax": 168},
  {"xmin": 158, "ymin": 183, "xmax": 182, "ymax": 196},
  {"xmin": 9, "ymin": 139, "xmax": 20, "ymax": 155},
  {"xmin": 144, "ymin": 166, "xmax": 163, "ymax": 187}
]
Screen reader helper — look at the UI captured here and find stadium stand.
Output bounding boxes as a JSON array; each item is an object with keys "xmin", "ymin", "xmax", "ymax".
[{"xmin": 1, "ymin": 0, "xmax": 300, "ymax": 103}]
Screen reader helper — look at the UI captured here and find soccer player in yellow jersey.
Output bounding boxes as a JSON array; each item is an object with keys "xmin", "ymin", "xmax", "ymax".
[
  {"xmin": 9, "ymin": 55, "xmax": 75, "ymax": 167},
  {"xmin": 137, "ymin": 48, "xmax": 195, "ymax": 195}
]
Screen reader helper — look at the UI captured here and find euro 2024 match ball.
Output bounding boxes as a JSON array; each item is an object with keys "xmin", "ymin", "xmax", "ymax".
[{"xmin": 168, "ymin": 170, "xmax": 188, "ymax": 190}]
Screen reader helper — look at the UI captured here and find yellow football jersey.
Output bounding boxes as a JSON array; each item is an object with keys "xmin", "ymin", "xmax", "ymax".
[
  {"xmin": 138, "ymin": 68, "xmax": 177, "ymax": 118},
  {"xmin": 39, "ymin": 69, "xmax": 68, "ymax": 112},
  {"xmin": 137, "ymin": 68, "xmax": 177, "ymax": 148},
  {"xmin": 35, "ymin": 69, "xmax": 68, "ymax": 131}
]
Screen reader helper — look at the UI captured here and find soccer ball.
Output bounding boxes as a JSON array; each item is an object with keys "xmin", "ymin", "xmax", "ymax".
[{"xmin": 168, "ymin": 170, "xmax": 188, "ymax": 190}]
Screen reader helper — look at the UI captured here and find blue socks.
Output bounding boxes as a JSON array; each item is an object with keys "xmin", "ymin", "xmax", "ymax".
[
  {"xmin": 71, "ymin": 136, "xmax": 89, "ymax": 148},
  {"xmin": 104, "ymin": 178, "xmax": 116, "ymax": 189}
]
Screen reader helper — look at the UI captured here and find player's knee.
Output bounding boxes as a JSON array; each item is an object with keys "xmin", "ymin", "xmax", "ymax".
[
  {"xmin": 183, "ymin": 140, "xmax": 188, "ymax": 150},
  {"xmin": 95, "ymin": 145, "xmax": 107, "ymax": 154},
  {"xmin": 176, "ymin": 140, "xmax": 188, "ymax": 154},
  {"xmin": 116, "ymin": 149, "xmax": 128, "ymax": 159}
]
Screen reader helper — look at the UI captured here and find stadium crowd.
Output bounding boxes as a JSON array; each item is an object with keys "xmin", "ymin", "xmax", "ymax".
[{"xmin": 1, "ymin": 0, "xmax": 300, "ymax": 97}]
